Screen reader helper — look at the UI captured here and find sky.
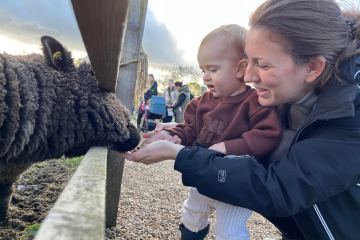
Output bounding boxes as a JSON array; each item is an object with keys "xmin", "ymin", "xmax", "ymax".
[{"xmin": 0, "ymin": 0, "xmax": 266, "ymax": 67}]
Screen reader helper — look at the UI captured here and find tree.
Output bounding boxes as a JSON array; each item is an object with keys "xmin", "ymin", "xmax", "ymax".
[{"xmin": 187, "ymin": 82, "xmax": 202, "ymax": 97}]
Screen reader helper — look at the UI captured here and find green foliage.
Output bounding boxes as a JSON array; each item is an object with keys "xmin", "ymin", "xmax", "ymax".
[
  {"xmin": 187, "ymin": 82, "xmax": 202, "ymax": 97},
  {"xmin": 158, "ymin": 65, "xmax": 202, "ymax": 84},
  {"xmin": 19, "ymin": 223, "xmax": 41, "ymax": 240},
  {"xmin": 64, "ymin": 156, "xmax": 83, "ymax": 168}
]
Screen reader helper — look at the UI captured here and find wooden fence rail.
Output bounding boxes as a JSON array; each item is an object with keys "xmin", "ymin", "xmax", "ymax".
[{"xmin": 34, "ymin": 147, "xmax": 108, "ymax": 240}]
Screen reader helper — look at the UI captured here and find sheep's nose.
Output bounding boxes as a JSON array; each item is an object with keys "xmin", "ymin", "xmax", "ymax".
[{"xmin": 112, "ymin": 125, "xmax": 140, "ymax": 152}]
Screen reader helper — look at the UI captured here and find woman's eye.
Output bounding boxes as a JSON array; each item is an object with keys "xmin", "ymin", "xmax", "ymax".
[{"xmin": 257, "ymin": 63, "xmax": 270, "ymax": 69}]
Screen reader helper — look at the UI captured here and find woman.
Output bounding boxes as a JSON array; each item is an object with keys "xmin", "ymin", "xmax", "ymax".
[
  {"xmin": 172, "ymin": 81, "xmax": 191, "ymax": 123},
  {"xmin": 137, "ymin": 74, "xmax": 158, "ymax": 128},
  {"xmin": 126, "ymin": 0, "xmax": 360, "ymax": 239},
  {"xmin": 162, "ymin": 79, "xmax": 177, "ymax": 123}
]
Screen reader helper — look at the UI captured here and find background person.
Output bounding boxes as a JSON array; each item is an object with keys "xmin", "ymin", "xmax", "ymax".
[
  {"xmin": 172, "ymin": 81, "xmax": 190, "ymax": 123},
  {"xmin": 137, "ymin": 74, "xmax": 158, "ymax": 129},
  {"xmin": 125, "ymin": 0, "xmax": 360, "ymax": 239},
  {"xmin": 162, "ymin": 79, "xmax": 177, "ymax": 123}
]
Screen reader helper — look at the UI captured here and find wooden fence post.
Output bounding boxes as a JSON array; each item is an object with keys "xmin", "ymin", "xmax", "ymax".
[{"xmin": 106, "ymin": 0, "xmax": 149, "ymax": 228}]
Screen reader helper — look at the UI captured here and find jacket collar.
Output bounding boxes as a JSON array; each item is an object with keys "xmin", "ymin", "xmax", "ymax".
[{"xmin": 308, "ymin": 55, "xmax": 360, "ymax": 120}]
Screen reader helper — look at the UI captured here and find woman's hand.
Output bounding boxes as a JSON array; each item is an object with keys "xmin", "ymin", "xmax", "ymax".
[{"xmin": 124, "ymin": 140, "xmax": 185, "ymax": 165}]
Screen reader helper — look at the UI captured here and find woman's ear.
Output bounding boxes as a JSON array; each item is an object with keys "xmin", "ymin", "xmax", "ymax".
[
  {"xmin": 236, "ymin": 59, "xmax": 248, "ymax": 78},
  {"xmin": 305, "ymin": 56, "xmax": 326, "ymax": 83}
]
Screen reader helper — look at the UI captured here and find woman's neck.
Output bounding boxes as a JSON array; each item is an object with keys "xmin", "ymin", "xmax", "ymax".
[{"xmin": 288, "ymin": 91, "xmax": 318, "ymax": 130}]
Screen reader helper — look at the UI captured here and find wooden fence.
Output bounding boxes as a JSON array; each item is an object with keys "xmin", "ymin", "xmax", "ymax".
[{"xmin": 34, "ymin": 0, "xmax": 148, "ymax": 239}]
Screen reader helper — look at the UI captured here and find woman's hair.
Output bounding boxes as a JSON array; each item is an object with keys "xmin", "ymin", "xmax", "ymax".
[
  {"xmin": 200, "ymin": 24, "xmax": 247, "ymax": 60},
  {"xmin": 249, "ymin": 0, "xmax": 360, "ymax": 87},
  {"xmin": 174, "ymin": 81, "xmax": 183, "ymax": 87}
]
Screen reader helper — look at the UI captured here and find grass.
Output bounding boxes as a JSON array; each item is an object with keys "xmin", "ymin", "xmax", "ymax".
[
  {"xmin": 63, "ymin": 156, "xmax": 83, "ymax": 168},
  {"xmin": 19, "ymin": 223, "xmax": 41, "ymax": 240}
]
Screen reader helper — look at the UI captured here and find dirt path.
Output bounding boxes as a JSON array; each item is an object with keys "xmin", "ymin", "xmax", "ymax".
[{"xmin": 107, "ymin": 160, "xmax": 281, "ymax": 239}]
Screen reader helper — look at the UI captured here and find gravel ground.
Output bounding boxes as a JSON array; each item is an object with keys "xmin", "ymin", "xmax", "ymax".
[
  {"xmin": 0, "ymin": 155, "xmax": 281, "ymax": 239},
  {"xmin": 106, "ymin": 160, "xmax": 281, "ymax": 240}
]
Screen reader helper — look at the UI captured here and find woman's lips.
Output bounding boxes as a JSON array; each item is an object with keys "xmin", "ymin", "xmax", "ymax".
[{"xmin": 255, "ymin": 88, "xmax": 269, "ymax": 97}]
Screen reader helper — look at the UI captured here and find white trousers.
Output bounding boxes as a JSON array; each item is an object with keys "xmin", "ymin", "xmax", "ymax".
[{"xmin": 182, "ymin": 187, "xmax": 252, "ymax": 240}]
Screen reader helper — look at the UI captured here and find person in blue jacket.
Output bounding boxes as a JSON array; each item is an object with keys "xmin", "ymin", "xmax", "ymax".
[{"xmin": 125, "ymin": 0, "xmax": 360, "ymax": 239}]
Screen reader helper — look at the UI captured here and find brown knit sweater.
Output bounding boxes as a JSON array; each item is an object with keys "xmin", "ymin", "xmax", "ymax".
[{"xmin": 167, "ymin": 86, "xmax": 282, "ymax": 160}]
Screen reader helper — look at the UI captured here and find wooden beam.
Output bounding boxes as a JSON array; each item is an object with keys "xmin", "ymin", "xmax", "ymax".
[
  {"xmin": 115, "ymin": 0, "xmax": 148, "ymax": 108},
  {"xmin": 34, "ymin": 147, "xmax": 107, "ymax": 240},
  {"xmin": 106, "ymin": 0, "xmax": 148, "ymax": 228},
  {"xmin": 71, "ymin": 0, "xmax": 128, "ymax": 92}
]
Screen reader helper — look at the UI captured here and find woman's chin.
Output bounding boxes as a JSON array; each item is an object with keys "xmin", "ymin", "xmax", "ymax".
[{"xmin": 258, "ymin": 97, "xmax": 275, "ymax": 107}]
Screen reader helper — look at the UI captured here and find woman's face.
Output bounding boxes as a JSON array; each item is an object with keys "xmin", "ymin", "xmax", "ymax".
[{"xmin": 244, "ymin": 28, "xmax": 313, "ymax": 107}]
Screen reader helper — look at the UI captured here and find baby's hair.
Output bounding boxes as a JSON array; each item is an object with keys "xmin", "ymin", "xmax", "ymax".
[{"xmin": 200, "ymin": 24, "xmax": 247, "ymax": 60}]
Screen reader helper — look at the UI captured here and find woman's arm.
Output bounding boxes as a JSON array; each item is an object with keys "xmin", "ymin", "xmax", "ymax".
[
  {"xmin": 174, "ymin": 138, "xmax": 360, "ymax": 217},
  {"xmin": 125, "ymin": 140, "xmax": 184, "ymax": 164}
]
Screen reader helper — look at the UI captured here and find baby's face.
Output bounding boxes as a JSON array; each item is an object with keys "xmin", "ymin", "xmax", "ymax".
[{"xmin": 198, "ymin": 37, "xmax": 246, "ymax": 98}]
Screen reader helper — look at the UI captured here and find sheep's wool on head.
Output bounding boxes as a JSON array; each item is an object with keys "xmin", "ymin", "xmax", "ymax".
[{"xmin": 0, "ymin": 35, "xmax": 140, "ymax": 222}]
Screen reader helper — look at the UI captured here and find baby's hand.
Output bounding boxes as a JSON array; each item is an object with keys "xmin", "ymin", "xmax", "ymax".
[
  {"xmin": 168, "ymin": 135, "xmax": 181, "ymax": 144},
  {"xmin": 154, "ymin": 122, "xmax": 178, "ymax": 132},
  {"xmin": 208, "ymin": 142, "xmax": 226, "ymax": 154},
  {"xmin": 142, "ymin": 130, "xmax": 171, "ymax": 145}
]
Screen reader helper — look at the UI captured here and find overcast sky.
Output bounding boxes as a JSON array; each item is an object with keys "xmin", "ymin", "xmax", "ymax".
[{"xmin": 0, "ymin": 0, "xmax": 266, "ymax": 66}]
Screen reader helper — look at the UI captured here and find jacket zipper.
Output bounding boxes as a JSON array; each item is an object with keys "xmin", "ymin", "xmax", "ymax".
[
  {"xmin": 313, "ymin": 204, "xmax": 335, "ymax": 240},
  {"xmin": 294, "ymin": 119, "xmax": 335, "ymax": 240}
]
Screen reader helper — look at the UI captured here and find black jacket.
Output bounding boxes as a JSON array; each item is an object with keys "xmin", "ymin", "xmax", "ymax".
[{"xmin": 174, "ymin": 56, "xmax": 360, "ymax": 240}]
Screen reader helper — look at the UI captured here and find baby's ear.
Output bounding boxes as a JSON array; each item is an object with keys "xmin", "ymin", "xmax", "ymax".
[
  {"xmin": 236, "ymin": 59, "xmax": 248, "ymax": 78},
  {"xmin": 41, "ymin": 35, "xmax": 74, "ymax": 71}
]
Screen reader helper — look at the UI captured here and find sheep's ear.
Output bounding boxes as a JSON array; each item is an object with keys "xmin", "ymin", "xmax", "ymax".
[{"xmin": 41, "ymin": 35, "xmax": 74, "ymax": 71}]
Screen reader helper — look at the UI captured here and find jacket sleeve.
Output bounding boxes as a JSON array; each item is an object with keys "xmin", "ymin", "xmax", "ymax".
[
  {"xmin": 224, "ymin": 107, "xmax": 282, "ymax": 158},
  {"xmin": 172, "ymin": 93, "xmax": 186, "ymax": 109},
  {"xmin": 174, "ymin": 138, "xmax": 360, "ymax": 217},
  {"xmin": 167, "ymin": 98, "xmax": 199, "ymax": 145}
]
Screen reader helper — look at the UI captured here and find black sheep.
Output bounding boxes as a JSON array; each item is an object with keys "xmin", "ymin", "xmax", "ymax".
[{"xmin": 0, "ymin": 36, "xmax": 140, "ymax": 222}]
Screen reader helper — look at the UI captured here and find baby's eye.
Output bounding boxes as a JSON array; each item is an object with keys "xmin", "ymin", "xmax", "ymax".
[{"xmin": 209, "ymin": 68, "xmax": 217, "ymax": 72}]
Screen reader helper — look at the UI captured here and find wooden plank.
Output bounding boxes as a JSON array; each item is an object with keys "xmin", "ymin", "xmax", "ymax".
[
  {"xmin": 71, "ymin": 0, "xmax": 129, "ymax": 92},
  {"xmin": 106, "ymin": 0, "xmax": 148, "ymax": 228},
  {"xmin": 115, "ymin": 0, "xmax": 149, "ymax": 108},
  {"xmin": 35, "ymin": 147, "xmax": 107, "ymax": 240},
  {"xmin": 105, "ymin": 150, "xmax": 125, "ymax": 228}
]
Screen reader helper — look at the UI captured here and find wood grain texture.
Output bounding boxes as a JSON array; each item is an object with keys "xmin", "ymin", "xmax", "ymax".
[{"xmin": 71, "ymin": 0, "xmax": 129, "ymax": 92}]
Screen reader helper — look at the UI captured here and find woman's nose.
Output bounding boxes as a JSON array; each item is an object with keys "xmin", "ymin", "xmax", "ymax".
[{"xmin": 244, "ymin": 65, "xmax": 257, "ymax": 84}]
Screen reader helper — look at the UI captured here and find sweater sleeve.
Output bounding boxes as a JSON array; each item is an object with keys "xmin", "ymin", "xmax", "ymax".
[
  {"xmin": 167, "ymin": 98, "xmax": 198, "ymax": 145},
  {"xmin": 224, "ymin": 107, "xmax": 282, "ymax": 159},
  {"xmin": 174, "ymin": 138, "xmax": 360, "ymax": 217}
]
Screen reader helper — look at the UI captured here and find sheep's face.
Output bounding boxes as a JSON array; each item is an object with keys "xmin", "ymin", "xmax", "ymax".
[{"xmin": 39, "ymin": 36, "xmax": 140, "ymax": 157}]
